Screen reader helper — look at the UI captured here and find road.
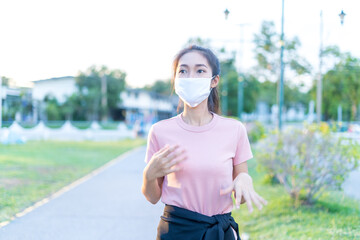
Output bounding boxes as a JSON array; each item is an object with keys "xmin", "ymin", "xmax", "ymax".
[{"xmin": 0, "ymin": 146, "xmax": 164, "ymax": 240}]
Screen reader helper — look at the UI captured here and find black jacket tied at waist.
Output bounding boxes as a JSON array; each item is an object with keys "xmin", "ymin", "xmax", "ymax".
[{"xmin": 157, "ymin": 205, "xmax": 241, "ymax": 240}]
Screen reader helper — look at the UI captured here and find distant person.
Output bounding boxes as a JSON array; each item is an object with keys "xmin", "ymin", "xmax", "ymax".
[
  {"xmin": 142, "ymin": 45, "xmax": 268, "ymax": 239},
  {"xmin": 133, "ymin": 119, "xmax": 141, "ymax": 138}
]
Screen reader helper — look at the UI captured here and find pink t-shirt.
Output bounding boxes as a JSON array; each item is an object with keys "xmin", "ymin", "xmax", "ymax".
[{"xmin": 144, "ymin": 111, "xmax": 253, "ymax": 217}]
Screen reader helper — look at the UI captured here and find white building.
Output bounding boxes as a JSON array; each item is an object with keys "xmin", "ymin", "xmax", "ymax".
[
  {"xmin": 30, "ymin": 76, "xmax": 177, "ymax": 122},
  {"xmin": 1, "ymin": 86, "xmax": 19, "ymax": 124},
  {"xmin": 118, "ymin": 88, "xmax": 177, "ymax": 127},
  {"xmin": 32, "ymin": 76, "xmax": 77, "ymax": 104},
  {"xmin": 0, "ymin": 85, "xmax": 21, "ymax": 100}
]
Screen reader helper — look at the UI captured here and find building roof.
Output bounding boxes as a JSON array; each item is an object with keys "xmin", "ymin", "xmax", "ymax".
[{"xmin": 32, "ymin": 76, "xmax": 75, "ymax": 82}]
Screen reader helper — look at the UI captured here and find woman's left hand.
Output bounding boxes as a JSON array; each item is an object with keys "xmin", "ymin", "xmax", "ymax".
[{"xmin": 220, "ymin": 172, "xmax": 268, "ymax": 213}]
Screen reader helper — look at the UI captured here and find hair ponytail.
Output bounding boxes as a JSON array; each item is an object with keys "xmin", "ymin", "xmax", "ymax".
[{"xmin": 171, "ymin": 45, "xmax": 221, "ymax": 115}]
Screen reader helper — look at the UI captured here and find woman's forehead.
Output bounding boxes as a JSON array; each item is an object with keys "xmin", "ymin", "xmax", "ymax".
[{"xmin": 178, "ymin": 51, "xmax": 210, "ymax": 67}]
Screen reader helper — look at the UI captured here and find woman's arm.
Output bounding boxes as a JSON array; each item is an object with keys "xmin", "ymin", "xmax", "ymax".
[
  {"xmin": 141, "ymin": 173, "xmax": 164, "ymax": 204},
  {"xmin": 142, "ymin": 144, "xmax": 187, "ymax": 204},
  {"xmin": 233, "ymin": 161, "xmax": 248, "ymax": 204},
  {"xmin": 230, "ymin": 161, "xmax": 268, "ymax": 212}
]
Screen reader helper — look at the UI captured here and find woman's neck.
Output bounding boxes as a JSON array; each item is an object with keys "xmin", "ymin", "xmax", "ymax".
[{"xmin": 181, "ymin": 102, "xmax": 213, "ymax": 126}]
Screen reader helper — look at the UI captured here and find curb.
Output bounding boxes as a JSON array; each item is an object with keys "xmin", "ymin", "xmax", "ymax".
[{"xmin": 0, "ymin": 145, "xmax": 146, "ymax": 229}]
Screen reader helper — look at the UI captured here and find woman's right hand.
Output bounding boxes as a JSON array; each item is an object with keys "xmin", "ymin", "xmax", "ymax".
[{"xmin": 145, "ymin": 144, "xmax": 188, "ymax": 182}]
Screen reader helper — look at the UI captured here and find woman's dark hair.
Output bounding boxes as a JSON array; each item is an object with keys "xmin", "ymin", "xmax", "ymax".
[{"xmin": 170, "ymin": 45, "xmax": 221, "ymax": 115}]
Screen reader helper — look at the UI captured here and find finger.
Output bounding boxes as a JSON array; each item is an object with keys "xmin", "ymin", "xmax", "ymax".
[
  {"xmin": 242, "ymin": 190, "xmax": 253, "ymax": 213},
  {"xmin": 235, "ymin": 189, "xmax": 243, "ymax": 208},
  {"xmin": 254, "ymin": 192, "xmax": 268, "ymax": 206},
  {"xmin": 220, "ymin": 182, "xmax": 234, "ymax": 195},
  {"xmin": 154, "ymin": 144, "xmax": 170, "ymax": 156},
  {"xmin": 164, "ymin": 149, "xmax": 187, "ymax": 164},
  {"xmin": 159, "ymin": 144, "xmax": 170, "ymax": 152},
  {"xmin": 249, "ymin": 191, "xmax": 263, "ymax": 210},
  {"xmin": 164, "ymin": 166, "xmax": 183, "ymax": 175},
  {"xmin": 165, "ymin": 153, "xmax": 188, "ymax": 169},
  {"xmin": 159, "ymin": 144, "xmax": 180, "ymax": 159}
]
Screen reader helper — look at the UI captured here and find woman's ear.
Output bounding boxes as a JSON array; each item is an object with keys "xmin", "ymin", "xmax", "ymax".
[{"xmin": 211, "ymin": 75, "xmax": 220, "ymax": 88}]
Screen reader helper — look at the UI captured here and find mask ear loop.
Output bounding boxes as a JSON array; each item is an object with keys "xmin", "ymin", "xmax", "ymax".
[{"xmin": 210, "ymin": 75, "xmax": 217, "ymax": 90}]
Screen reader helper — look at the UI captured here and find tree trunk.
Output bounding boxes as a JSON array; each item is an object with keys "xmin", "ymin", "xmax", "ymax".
[{"xmin": 351, "ymin": 103, "xmax": 357, "ymax": 121}]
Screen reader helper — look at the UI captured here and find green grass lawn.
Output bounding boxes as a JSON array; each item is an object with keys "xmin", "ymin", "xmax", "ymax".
[
  {"xmin": 0, "ymin": 138, "xmax": 146, "ymax": 223},
  {"xmin": 233, "ymin": 151, "xmax": 360, "ymax": 240},
  {"xmin": 1, "ymin": 138, "xmax": 359, "ymax": 238}
]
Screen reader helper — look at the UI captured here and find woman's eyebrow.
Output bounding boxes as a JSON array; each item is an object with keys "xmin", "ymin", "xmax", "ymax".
[
  {"xmin": 179, "ymin": 64, "xmax": 208, "ymax": 68},
  {"xmin": 195, "ymin": 64, "xmax": 208, "ymax": 68}
]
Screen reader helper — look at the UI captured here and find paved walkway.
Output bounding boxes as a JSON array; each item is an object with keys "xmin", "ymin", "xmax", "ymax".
[
  {"xmin": 0, "ymin": 146, "xmax": 164, "ymax": 240},
  {"xmin": 1, "ymin": 143, "xmax": 359, "ymax": 240}
]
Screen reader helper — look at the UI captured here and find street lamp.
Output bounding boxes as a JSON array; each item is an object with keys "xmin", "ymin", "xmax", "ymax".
[
  {"xmin": 0, "ymin": 76, "xmax": 2, "ymax": 131},
  {"xmin": 221, "ymin": 70, "xmax": 228, "ymax": 116},
  {"xmin": 223, "ymin": 8, "xmax": 245, "ymax": 120},
  {"xmin": 238, "ymin": 76, "xmax": 244, "ymax": 120},
  {"xmin": 222, "ymin": 9, "xmax": 230, "ymax": 116},
  {"xmin": 278, "ymin": 0, "xmax": 285, "ymax": 130},
  {"xmin": 339, "ymin": 10, "xmax": 346, "ymax": 25},
  {"xmin": 101, "ymin": 74, "xmax": 108, "ymax": 122},
  {"xmin": 317, "ymin": 10, "xmax": 346, "ymax": 124},
  {"xmin": 337, "ymin": 10, "xmax": 346, "ymax": 123},
  {"xmin": 317, "ymin": 10, "xmax": 324, "ymax": 124},
  {"xmin": 224, "ymin": 9, "xmax": 230, "ymax": 20}
]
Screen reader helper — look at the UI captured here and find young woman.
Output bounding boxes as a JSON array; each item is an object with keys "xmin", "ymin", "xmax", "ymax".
[{"xmin": 142, "ymin": 45, "xmax": 268, "ymax": 240}]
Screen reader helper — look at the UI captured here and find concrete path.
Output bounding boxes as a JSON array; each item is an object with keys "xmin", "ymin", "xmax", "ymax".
[
  {"xmin": 0, "ymin": 146, "xmax": 164, "ymax": 240},
  {"xmin": 1, "ymin": 142, "xmax": 358, "ymax": 240}
]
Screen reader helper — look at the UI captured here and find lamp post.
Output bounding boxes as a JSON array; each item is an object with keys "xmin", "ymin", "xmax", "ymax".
[
  {"xmin": 238, "ymin": 75, "xmax": 244, "ymax": 120},
  {"xmin": 222, "ymin": 9, "xmax": 230, "ymax": 116},
  {"xmin": 317, "ymin": 10, "xmax": 323, "ymax": 123},
  {"xmin": 224, "ymin": 8, "xmax": 229, "ymax": 20},
  {"xmin": 223, "ymin": 8, "xmax": 245, "ymax": 120},
  {"xmin": 317, "ymin": 10, "xmax": 346, "ymax": 124},
  {"xmin": 278, "ymin": 0, "xmax": 285, "ymax": 130},
  {"xmin": 337, "ymin": 10, "xmax": 346, "ymax": 123},
  {"xmin": 101, "ymin": 74, "xmax": 108, "ymax": 122},
  {"xmin": 0, "ymin": 76, "xmax": 2, "ymax": 131},
  {"xmin": 339, "ymin": 10, "xmax": 346, "ymax": 25}
]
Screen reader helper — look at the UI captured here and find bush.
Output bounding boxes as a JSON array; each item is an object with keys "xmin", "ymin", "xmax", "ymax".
[
  {"xmin": 256, "ymin": 122, "xmax": 360, "ymax": 206},
  {"xmin": 247, "ymin": 120, "xmax": 266, "ymax": 143}
]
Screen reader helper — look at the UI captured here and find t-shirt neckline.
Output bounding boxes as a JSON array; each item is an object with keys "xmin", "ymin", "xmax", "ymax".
[{"xmin": 176, "ymin": 111, "xmax": 218, "ymax": 132}]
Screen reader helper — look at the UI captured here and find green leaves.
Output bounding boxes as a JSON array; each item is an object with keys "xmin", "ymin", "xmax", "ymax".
[
  {"xmin": 256, "ymin": 123, "xmax": 360, "ymax": 205},
  {"xmin": 311, "ymin": 48, "xmax": 360, "ymax": 121},
  {"xmin": 253, "ymin": 20, "xmax": 311, "ymax": 82},
  {"xmin": 72, "ymin": 65, "xmax": 126, "ymax": 121},
  {"xmin": 144, "ymin": 80, "xmax": 172, "ymax": 96}
]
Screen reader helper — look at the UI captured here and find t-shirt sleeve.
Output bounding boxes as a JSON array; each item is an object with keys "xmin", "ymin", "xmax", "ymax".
[
  {"xmin": 233, "ymin": 122, "xmax": 253, "ymax": 165},
  {"xmin": 144, "ymin": 125, "xmax": 160, "ymax": 164}
]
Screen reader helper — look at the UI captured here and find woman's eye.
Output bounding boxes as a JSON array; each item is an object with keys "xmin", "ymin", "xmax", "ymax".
[
  {"xmin": 197, "ymin": 69, "xmax": 205, "ymax": 74},
  {"xmin": 179, "ymin": 69, "xmax": 186, "ymax": 74}
]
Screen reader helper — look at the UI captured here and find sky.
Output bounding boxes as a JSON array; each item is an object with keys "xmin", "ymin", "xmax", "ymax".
[{"xmin": 0, "ymin": 0, "xmax": 359, "ymax": 89}]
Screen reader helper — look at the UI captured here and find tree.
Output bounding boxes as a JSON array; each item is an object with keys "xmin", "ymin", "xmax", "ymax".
[
  {"xmin": 252, "ymin": 21, "xmax": 311, "ymax": 110},
  {"xmin": 60, "ymin": 93, "xmax": 78, "ymax": 121},
  {"xmin": 310, "ymin": 47, "xmax": 360, "ymax": 121},
  {"xmin": 243, "ymin": 74, "xmax": 261, "ymax": 113},
  {"xmin": 184, "ymin": 37, "xmax": 212, "ymax": 49},
  {"xmin": 258, "ymin": 80, "xmax": 277, "ymax": 107},
  {"xmin": 44, "ymin": 94, "xmax": 62, "ymax": 121},
  {"xmin": 219, "ymin": 57, "xmax": 238, "ymax": 116},
  {"xmin": 74, "ymin": 65, "xmax": 126, "ymax": 121},
  {"xmin": 253, "ymin": 21, "xmax": 311, "ymax": 80},
  {"xmin": 1, "ymin": 76, "xmax": 11, "ymax": 86},
  {"xmin": 340, "ymin": 55, "xmax": 360, "ymax": 120},
  {"xmin": 143, "ymin": 80, "xmax": 172, "ymax": 96},
  {"xmin": 257, "ymin": 123, "xmax": 360, "ymax": 205}
]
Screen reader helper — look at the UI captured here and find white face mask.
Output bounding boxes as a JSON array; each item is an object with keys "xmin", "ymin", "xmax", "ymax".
[{"xmin": 174, "ymin": 76, "xmax": 214, "ymax": 108}]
